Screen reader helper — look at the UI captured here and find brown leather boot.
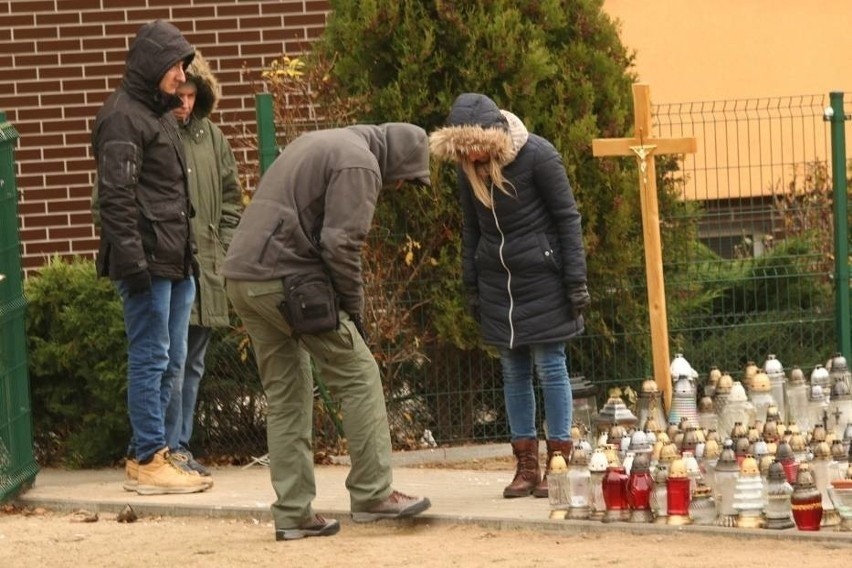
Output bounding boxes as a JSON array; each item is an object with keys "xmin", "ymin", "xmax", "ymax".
[
  {"xmin": 533, "ymin": 439, "xmax": 574, "ymax": 498},
  {"xmin": 503, "ymin": 438, "xmax": 541, "ymax": 498}
]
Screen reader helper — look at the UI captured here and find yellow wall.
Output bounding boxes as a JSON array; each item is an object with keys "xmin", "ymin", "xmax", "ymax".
[{"xmin": 604, "ymin": 0, "xmax": 852, "ymax": 102}]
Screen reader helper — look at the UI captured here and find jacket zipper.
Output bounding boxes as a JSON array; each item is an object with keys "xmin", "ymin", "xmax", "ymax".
[{"xmin": 490, "ymin": 184, "xmax": 515, "ymax": 348}]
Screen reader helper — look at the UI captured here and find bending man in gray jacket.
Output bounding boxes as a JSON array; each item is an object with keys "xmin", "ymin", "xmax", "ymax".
[{"xmin": 223, "ymin": 123, "xmax": 432, "ymax": 541}]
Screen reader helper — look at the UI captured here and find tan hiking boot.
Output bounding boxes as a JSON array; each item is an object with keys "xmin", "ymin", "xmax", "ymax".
[
  {"xmin": 135, "ymin": 448, "xmax": 210, "ymax": 495},
  {"xmin": 123, "ymin": 458, "xmax": 138, "ymax": 492}
]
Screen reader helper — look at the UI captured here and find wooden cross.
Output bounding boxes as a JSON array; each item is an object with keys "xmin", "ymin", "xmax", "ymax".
[{"xmin": 592, "ymin": 83, "xmax": 697, "ymax": 413}]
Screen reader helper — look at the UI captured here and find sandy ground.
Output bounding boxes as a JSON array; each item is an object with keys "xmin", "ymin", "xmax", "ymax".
[
  {"xmin": 2, "ymin": 503, "xmax": 851, "ymax": 568},
  {"xmin": 3, "ymin": 457, "xmax": 851, "ymax": 566}
]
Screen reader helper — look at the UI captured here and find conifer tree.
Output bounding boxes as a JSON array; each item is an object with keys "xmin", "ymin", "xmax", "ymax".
[{"xmin": 310, "ymin": 0, "xmax": 686, "ymax": 380}]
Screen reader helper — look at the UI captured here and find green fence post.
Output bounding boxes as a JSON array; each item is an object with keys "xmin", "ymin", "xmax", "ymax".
[
  {"xmin": 0, "ymin": 111, "xmax": 39, "ymax": 502},
  {"xmin": 829, "ymin": 92, "xmax": 851, "ymax": 360},
  {"xmin": 255, "ymin": 93, "xmax": 277, "ymax": 175}
]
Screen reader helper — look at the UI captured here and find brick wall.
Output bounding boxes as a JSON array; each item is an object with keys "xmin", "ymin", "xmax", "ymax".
[{"xmin": 0, "ymin": 0, "xmax": 330, "ymax": 274}]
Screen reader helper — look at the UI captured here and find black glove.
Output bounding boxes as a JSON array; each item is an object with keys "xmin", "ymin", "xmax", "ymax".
[
  {"xmin": 351, "ymin": 313, "xmax": 369, "ymax": 343},
  {"xmin": 566, "ymin": 283, "xmax": 590, "ymax": 320},
  {"xmin": 465, "ymin": 286, "xmax": 480, "ymax": 322},
  {"xmin": 124, "ymin": 270, "xmax": 151, "ymax": 297}
]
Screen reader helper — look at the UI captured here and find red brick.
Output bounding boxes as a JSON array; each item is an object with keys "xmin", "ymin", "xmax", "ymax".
[
  {"xmin": 18, "ymin": 133, "xmax": 63, "ymax": 147},
  {"xmin": 17, "ymin": 106, "xmax": 62, "ymax": 121},
  {"xmin": 38, "ymin": 38, "xmax": 82, "ymax": 52},
  {"xmin": 18, "ymin": 227, "xmax": 47, "ymax": 241},
  {"xmin": 46, "ymin": 173, "xmax": 88, "ymax": 186},
  {"xmin": 65, "ymin": 132, "xmax": 91, "ymax": 146},
  {"xmin": 61, "ymin": 51, "xmax": 106, "ymax": 65},
  {"xmin": 51, "ymin": 225, "xmax": 95, "ymax": 239},
  {"xmin": 67, "ymin": 158, "xmax": 94, "ymax": 172},
  {"xmin": 262, "ymin": 28, "xmax": 304, "ymax": 42},
  {"xmin": 43, "ymin": 92, "xmax": 85, "ymax": 106},
  {"xmin": 196, "ymin": 18, "xmax": 251, "ymax": 32},
  {"xmin": 284, "ymin": 14, "xmax": 326, "ymax": 27},
  {"xmin": 68, "ymin": 211, "xmax": 93, "ymax": 225},
  {"xmin": 26, "ymin": 239, "xmax": 71, "ymax": 254},
  {"xmin": 22, "ymin": 213, "xmax": 68, "ymax": 228},
  {"xmin": 60, "ymin": 24, "xmax": 109, "ymax": 39},
  {"xmin": 51, "ymin": 145, "xmax": 89, "ymax": 159},
  {"xmin": 262, "ymin": 2, "xmax": 316, "ymax": 15},
  {"xmin": 0, "ymin": 41, "xmax": 35, "ymax": 55},
  {"xmin": 65, "ymin": 78, "xmax": 107, "ymax": 91},
  {"xmin": 172, "ymin": 6, "xmax": 215, "ymax": 20},
  {"xmin": 10, "ymin": 1, "xmax": 54, "ymax": 13},
  {"xmin": 40, "ymin": 65, "xmax": 84, "ymax": 80},
  {"xmin": 70, "ymin": 238, "xmax": 99, "ymax": 252},
  {"xmin": 2, "ymin": 67, "xmax": 38, "ymax": 81},
  {"xmin": 81, "ymin": 11, "xmax": 125, "ymax": 23},
  {"xmin": 102, "ymin": 0, "xmax": 142, "ymax": 8},
  {"xmin": 126, "ymin": 9, "xmax": 171, "ymax": 23},
  {"xmin": 43, "ymin": 119, "xmax": 87, "ymax": 133},
  {"xmin": 36, "ymin": 12, "xmax": 80, "ymax": 25},
  {"xmin": 58, "ymin": 0, "xmax": 101, "ymax": 11},
  {"xmin": 17, "ymin": 201, "xmax": 45, "ymax": 215},
  {"xmin": 0, "ymin": 14, "xmax": 33, "ymax": 26},
  {"xmin": 65, "ymin": 131, "xmax": 92, "ymax": 146},
  {"xmin": 15, "ymin": 53, "xmax": 58, "ymax": 66},
  {"xmin": 306, "ymin": 1, "xmax": 332, "ymax": 11},
  {"xmin": 14, "ymin": 122, "xmax": 40, "ymax": 135},
  {"xmin": 219, "ymin": 30, "xmax": 262, "ymax": 44},
  {"xmin": 14, "ymin": 26, "xmax": 59, "ymax": 40},
  {"xmin": 48, "ymin": 198, "xmax": 90, "ymax": 213},
  {"xmin": 83, "ymin": 37, "xmax": 127, "ymax": 51},
  {"xmin": 65, "ymin": 104, "xmax": 99, "ymax": 119},
  {"xmin": 15, "ymin": 147, "xmax": 42, "ymax": 161},
  {"xmin": 217, "ymin": 4, "xmax": 260, "ymax": 17},
  {"xmin": 185, "ymin": 32, "xmax": 216, "ymax": 46}
]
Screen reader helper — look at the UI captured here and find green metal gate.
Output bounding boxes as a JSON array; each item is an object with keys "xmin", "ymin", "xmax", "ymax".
[{"xmin": 0, "ymin": 112, "xmax": 38, "ymax": 502}]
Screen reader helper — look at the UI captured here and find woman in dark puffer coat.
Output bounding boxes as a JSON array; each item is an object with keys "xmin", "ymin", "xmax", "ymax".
[{"xmin": 430, "ymin": 93, "xmax": 590, "ymax": 499}]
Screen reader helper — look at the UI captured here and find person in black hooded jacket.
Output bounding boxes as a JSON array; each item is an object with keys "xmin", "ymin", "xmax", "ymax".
[
  {"xmin": 91, "ymin": 20, "xmax": 209, "ymax": 496},
  {"xmin": 430, "ymin": 93, "xmax": 590, "ymax": 499}
]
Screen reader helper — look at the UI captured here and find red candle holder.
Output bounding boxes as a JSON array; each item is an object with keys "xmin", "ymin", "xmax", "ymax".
[
  {"xmin": 626, "ymin": 468, "xmax": 654, "ymax": 523},
  {"xmin": 602, "ymin": 465, "xmax": 629, "ymax": 523},
  {"xmin": 667, "ymin": 476, "xmax": 692, "ymax": 525}
]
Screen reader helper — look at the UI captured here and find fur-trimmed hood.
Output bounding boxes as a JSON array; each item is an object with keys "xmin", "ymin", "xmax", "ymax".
[
  {"xmin": 429, "ymin": 93, "xmax": 529, "ymax": 166},
  {"xmin": 184, "ymin": 50, "xmax": 219, "ymax": 119}
]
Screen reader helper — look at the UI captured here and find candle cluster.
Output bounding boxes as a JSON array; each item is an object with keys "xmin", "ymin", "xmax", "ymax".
[{"xmin": 547, "ymin": 353, "xmax": 852, "ymax": 532}]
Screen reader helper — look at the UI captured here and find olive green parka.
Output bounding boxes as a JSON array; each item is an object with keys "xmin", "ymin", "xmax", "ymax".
[{"xmin": 178, "ymin": 52, "xmax": 242, "ymax": 327}]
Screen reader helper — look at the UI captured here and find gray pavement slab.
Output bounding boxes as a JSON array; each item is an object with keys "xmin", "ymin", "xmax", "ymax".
[{"xmin": 11, "ymin": 444, "xmax": 852, "ymax": 544}]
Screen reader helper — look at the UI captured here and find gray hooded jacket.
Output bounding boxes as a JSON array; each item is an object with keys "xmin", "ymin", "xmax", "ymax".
[{"xmin": 222, "ymin": 123, "xmax": 430, "ymax": 316}]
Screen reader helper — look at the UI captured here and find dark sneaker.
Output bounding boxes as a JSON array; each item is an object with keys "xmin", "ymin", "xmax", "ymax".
[
  {"xmin": 167, "ymin": 450, "xmax": 214, "ymax": 489},
  {"xmin": 173, "ymin": 448, "xmax": 212, "ymax": 477},
  {"xmin": 351, "ymin": 490, "xmax": 431, "ymax": 523},
  {"xmin": 275, "ymin": 515, "xmax": 340, "ymax": 541}
]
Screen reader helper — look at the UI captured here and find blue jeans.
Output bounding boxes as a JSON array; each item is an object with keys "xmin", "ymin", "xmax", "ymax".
[
  {"xmin": 117, "ymin": 276, "xmax": 195, "ymax": 462},
  {"xmin": 499, "ymin": 343, "xmax": 572, "ymax": 441},
  {"xmin": 165, "ymin": 325, "xmax": 212, "ymax": 451}
]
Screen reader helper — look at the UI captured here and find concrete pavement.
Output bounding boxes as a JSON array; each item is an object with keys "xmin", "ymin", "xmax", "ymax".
[{"xmin": 11, "ymin": 443, "xmax": 852, "ymax": 544}]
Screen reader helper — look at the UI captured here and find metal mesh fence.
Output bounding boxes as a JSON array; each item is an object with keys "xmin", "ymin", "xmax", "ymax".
[{"xmin": 192, "ymin": 93, "xmax": 846, "ymax": 461}]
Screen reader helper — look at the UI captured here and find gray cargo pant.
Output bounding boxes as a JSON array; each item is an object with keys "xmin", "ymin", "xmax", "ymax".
[{"xmin": 226, "ymin": 278, "xmax": 393, "ymax": 529}]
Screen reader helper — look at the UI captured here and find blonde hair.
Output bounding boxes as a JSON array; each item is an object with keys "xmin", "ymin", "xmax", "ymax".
[{"xmin": 460, "ymin": 158, "xmax": 515, "ymax": 209}]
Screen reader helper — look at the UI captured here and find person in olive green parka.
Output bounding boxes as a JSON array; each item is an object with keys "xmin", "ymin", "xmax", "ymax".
[{"xmin": 164, "ymin": 50, "xmax": 242, "ymax": 475}]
